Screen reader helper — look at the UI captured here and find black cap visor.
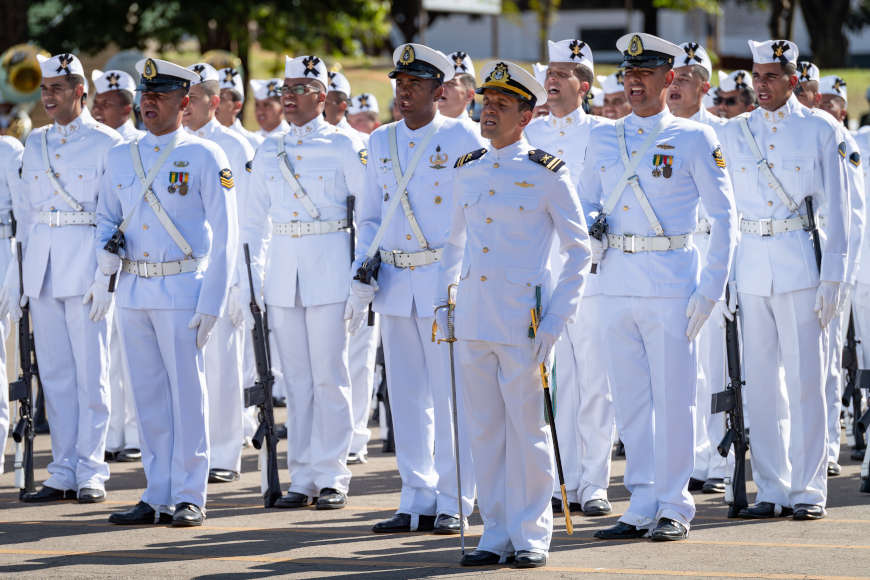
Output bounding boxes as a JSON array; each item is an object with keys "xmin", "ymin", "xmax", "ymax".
[
  {"xmin": 621, "ymin": 52, "xmax": 674, "ymax": 70},
  {"xmin": 137, "ymin": 75, "xmax": 191, "ymax": 94},
  {"xmin": 389, "ymin": 61, "xmax": 444, "ymax": 83},
  {"xmin": 476, "ymin": 82, "xmax": 536, "ymax": 107}
]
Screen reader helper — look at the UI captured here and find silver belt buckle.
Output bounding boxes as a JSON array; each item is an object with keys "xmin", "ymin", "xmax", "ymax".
[
  {"xmin": 622, "ymin": 234, "xmax": 636, "ymax": 254},
  {"xmin": 137, "ymin": 261, "xmax": 150, "ymax": 278},
  {"xmin": 758, "ymin": 218, "xmax": 773, "ymax": 237},
  {"xmin": 49, "ymin": 212, "xmax": 61, "ymax": 227}
]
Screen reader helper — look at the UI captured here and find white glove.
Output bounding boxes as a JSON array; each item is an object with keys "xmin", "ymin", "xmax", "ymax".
[
  {"xmin": 97, "ymin": 249, "xmax": 121, "ymax": 277},
  {"xmin": 189, "ymin": 313, "xmax": 218, "ymax": 349},
  {"xmin": 227, "ymin": 285, "xmax": 245, "ymax": 328},
  {"xmin": 715, "ymin": 283, "xmax": 738, "ymax": 328},
  {"xmin": 533, "ymin": 314, "xmax": 561, "ymax": 365},
  {"xmin": 590, "ymin": 236, "xmax": 607, "ymax": 264},
  {"xmin": 344, "ymin": 279, "xmax": 378, "ymax": 335},
  {"xmin": 0, "ymin": 285, "xmax": 22, "ymax": 320},
  {"xmin": 685, "ymin": 290, "xmax": 716, "ymax": 341},
  {"xmin": 82, "ymin": 277, "xmax": 112, "ymax": 322},
  {"xmin": 814, "ymin": 281, "xmax": 842, "ymax": 328}
]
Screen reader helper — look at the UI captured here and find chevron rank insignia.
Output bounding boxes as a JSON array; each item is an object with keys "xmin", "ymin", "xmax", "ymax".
[
  {"xmin": 712, "ymin": 146, "xmax": 726, "ymax": 169},
  {"xmin": 454, "ymin": 148, "xmax": 487, "ymax": 168},
  {"xmin": 219, "ymin": 168, "xmax": 235, "ymax": 189},
  {"xmin": 359, "ymin": 148, "xmax": 368, "ymax": 166},
  {"xmin": 838, "ymin": 141, "xmax": 847, "ymax": 158},
  {"xmin": 245, "ymin": 160, "xmax": 253, "ymax": 173},
  {"xmin": 850, "ymin": 151, "xmax": 861, "ymax": 167},
  {"xmin": 528, "ymin": 149, "xmax": 565, "ymax": 172}
]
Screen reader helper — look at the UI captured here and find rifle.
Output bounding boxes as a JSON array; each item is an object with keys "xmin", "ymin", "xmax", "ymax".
[
  {"xmin": 347, "ymin": 195, "xmax": 356, "ymax": 265},
  {"xmin": 711, "ymin": 285, "xmax": 749, "ymax": 518},
  {"xmin": 8, "ymin": 241, "xmax": 37, "ymax": 499},
  {"xmin": 241, "ymin": 243, "xmax": 281, "ymax": 508},
  {"xmin": 374, "ymin": 342, "xmax": 395, "ymax": 453},
  {"xmin": 841, "ymin": 312, "xmax": 866, "ymax": 453},
  {"xmin": 588, "ymin": 213, "xmax": 607, "ymax": 275},
  {"xmin": 103, "ymin": 229, "xmax": 126, "ymax": 293},
  {"xmin": 354, "ymin": 253, "xmax": 380, "ymax": 327}
]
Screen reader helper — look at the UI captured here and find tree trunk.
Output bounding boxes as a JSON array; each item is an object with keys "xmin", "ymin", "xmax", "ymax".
[
  {"xmin": 801, "ymin": 0, "xmax": 850, "ymax": 66},
  {"xmin": 768, "ymin": 0, "xmax": 795, "ymax": 39},
  {"xmin": 538, "ymin": 0, "xmax": 551, "ymax": 62},
  {"xmin": 640, "ymin": 0, "xmax": 658, "ymax": 36},
  {"xmin": 0, "ymin": 0, "xmax": 28, "ymax": 53}
]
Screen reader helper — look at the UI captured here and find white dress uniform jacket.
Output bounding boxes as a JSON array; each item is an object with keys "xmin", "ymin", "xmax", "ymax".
[
  {"xmin": 116, "ymin": 119, "xmax": 145, "ymax": 142},
  {"xmin": 438, "ymin": 137, "xmax": 590, "ymax": 556},
  {"xmin": 257, "ymin": 119, "xmax": 290, "ymax": 139},
  {"xmin": 231, "ymin": 118, "xmax": 264, "ymax": 150}
]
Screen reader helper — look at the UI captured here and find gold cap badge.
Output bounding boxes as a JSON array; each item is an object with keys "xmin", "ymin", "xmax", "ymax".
[
  {"xmin": 628, "ymin": 35, "xmax": 644, "ymax": 56},
  {"xmin": 143, "ymin": 58, "xmax": 158, "ymax": 80},
  {"xmin": 399, "ymin": 45, "xmax": 415, "ymax": 65}
]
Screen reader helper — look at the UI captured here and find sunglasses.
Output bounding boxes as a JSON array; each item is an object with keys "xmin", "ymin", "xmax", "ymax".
[
  {"xmin": 714, "ymin": 96, "xmax": 738, "ymax": 106},
  {"xmin": 281, "ymin": 84, "xmax": 317, "ymax": 96}
]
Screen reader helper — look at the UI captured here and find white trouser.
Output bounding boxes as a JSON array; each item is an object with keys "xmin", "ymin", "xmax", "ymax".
[
  {"xmin": 348, "ymin": 315, "xmax": 380, "ymax": 456},
  {"xmin": 693, "ymin": 312, "xmax": 731, "ymax": 480},
  {"xmin": 205, "ymin": 314, "xmax": 244, "ymax": 472},
  {"xmin": 552, "ymin": 330, "xmax": 580, "ymax": 502},
  {"xmin": 269, "ymin": 300, "xmax": 353, "ymax": 496},
  {"xmin": 824, "ymin": 301, "xmax": 850, "ymax": 463},
  {"xmin": 554, "ymin": 294, "xmax": 613, "ymax": 504},
  {"xmin": 601, "ymin": 295, "xmax": 696, "ymax": 529},
  {"xmin": 849, "ymin": 283, "xmax": 870, "ymax": 478},
  {"xmin": 117, "ymin": 307, "xmax": 209, "ymax": 509},
  {"xmin": 0, "ymin": 315, "xmax": 9, "ymax": 473},
  {"xmin": 107, "ymin": 315, "xmax": 139, "ymax": 452},
  {"xmin": 30, "ymin": 268, "xmax": 110, "ymax": 492},
  {"xmin": 457, "ymin": 339, "xmax": 554, "ymax": 556},
  {"xmin": 380, "ymin": 308, "xmax": 475, "ymax": 517},
  {"xmin": 739, "ymin": 289, "xmax": 827, "ymax": 507}
]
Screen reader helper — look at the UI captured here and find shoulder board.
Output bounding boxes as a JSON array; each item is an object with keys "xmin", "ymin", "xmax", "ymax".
[
  {"xmin": 528, "ymin": 149, "xmax": 565, "ymax": 172},
  {"xmin": 454, "ymin": 148, "xmax": 487, "ymax": 168}
]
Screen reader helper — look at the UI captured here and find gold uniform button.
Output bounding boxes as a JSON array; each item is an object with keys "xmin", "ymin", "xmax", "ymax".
[
  {"xmin": 55, "ymin": 153, "xmax": 60, "ymax": 159},
  {"xmin": 143, "ymin": 252, "xmax": 149, "ymax": 257},
  {"xmin": 768, "ymin": 163, "xmax": 774, "ymax": 169},
  {"xmin": 480, "ymin": 275, "xmax": 487, "ymax": 282},
  {"xmin": 434, "ymin": 181, "xmax": 439, "ymax": 186},
  {"xmin": 559, "ymin": 131, "xmax": 565, "ymax": 136},
  {"xmin": 297, "ymin": 140, "xmax": 303, "ymax": 145},
  {"xmin": 768, "ymin": 201, "xmax": 773, "ymax": 206},
  {"xmin": 294, "ymin": 173, "xmax": 300, "ymax": 179},
  {"xmin": 406, "ymin": 234, "xmax": 412, "ymax": 240},
  {"xmin": 482, "ymin": 247, "xmax": 489, "ymax": 253},
  {"xmin": 485, "ymin": 217, "xmax": 492, "ymax": 224},
  {"xmin": 557, "ymin": 149, "xmax": 564, "ymax": 156},
  {"xmin": 623, "ymin": 205, "xmax": 629, "ymax": 211},
  {"xmin": 493, "ymin": 162, "xmax": 500, "ymax": 168},
  {"xmin": 519, "ymin": 205, "xmax": 524, "ymax": 211},
  {"xmin": 50, "ymin": 206, "xmax": 56, "ymax": 210},
  {"xmin": 78, "ymin": 174, "xmax": 83, "ymax": 179},
  {"xmin": 796, "ymin": 166, "xmax": 801, "ymax": 172},
  {"xmin": 143, "ymin": 224, "xmax": 149, "ymax": 230},
  {"xmin": 768, "ymin": 144, "xmax": 775, "ymax": 150},
  {"xmin": 293, "ymin": 211, "xmax": 299, "ymax": 217},
  {"xmin": 434, "ymin": 196, "xmax": 442, "ymax": 204},
  {"xmin": 772, "ymin": 127, "xmax": 778, "ymax": 133},
  {"xmin": 61, "ymin": 138, "xmax": 66, "ymax": 144},
  {"xmin": 409, "ymin": 266, "xmax": 415, "ymax": 270},
  {"xmin": 489, "ymin": 189, "xmax": 495, "ymax": 196},
  {"xmin": 296, "ymin": 155, "xmax": 302, "ymax": 160},
  {"xmin": 637, "ymin": 128, "xmax": 644, "ymax": 135},
  {"xmin": 409, "ymin": 141, "xmax": 415, "ymax": 148},
  {"xmin": 154, "ymin": 146, "xmax": 160, "ymax": 152}
]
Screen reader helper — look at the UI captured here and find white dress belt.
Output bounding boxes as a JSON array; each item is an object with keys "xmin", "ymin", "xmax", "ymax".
[
  {"xmin": 36, "ymin": 210, "xmax": 96, "ymax": 227},
  {"xmin": 605, "ymin": 233, "xmax": 690, "ymax": 253},
  {"xmin": 272, "ymin": 218, "xmax": 348, "ymax": 237},
  {"xmin": 379, "ymin": 247, "xmax": 443, "ymax": 269},
  {"xmin": 739, "ymin": 215, "xmax": 807, "ymax": 237},
  {"xmin": 121, "ymin": 256, "xmax": 205, "ymax": 278}
]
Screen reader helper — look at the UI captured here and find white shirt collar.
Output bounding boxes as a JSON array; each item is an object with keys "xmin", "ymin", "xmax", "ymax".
[
  {"xmin": 290, "ymin": 114, "xmax": 327, "ymax": 137},
  {"xmin": 491, "ymin": 136, "xmax": 530, "ymax": 160},
  {"xmin": 53, "ymin": 108, "xmax": 93, "ymax": 137},
  {"xmin": 548, "ymin": 107, "xmax": 584, "ymax": 129}
]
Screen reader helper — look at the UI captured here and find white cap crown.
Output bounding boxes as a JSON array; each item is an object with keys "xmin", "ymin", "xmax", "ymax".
[
  {"xmin": 677, "ymin": 42, "xmax": 712, "ymax": 80},
  {"xmin": 38, "ymin": 53, "xmax": 84, "ymax": 80},
  {"xmin": 748, "ymin": 39, "xmax": 798, "ymax": 66},
  {"xmin": 547, "ymin": 39, "xmax": 593, "ymax": 74},
  {"xmin": 284, "ymin": 55, "xmax": 328, "ymax": 88},
  {"xmin": 91, "ymin": 69, "xmax": 136, "ymax": 95},
  {"xmin": 187, "ymin": 63, "xmax": 219, "ymax": 85}
]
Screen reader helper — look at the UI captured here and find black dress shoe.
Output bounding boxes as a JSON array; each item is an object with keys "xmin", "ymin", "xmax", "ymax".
[
  {"xmin": 78, "ymin": 488, "xmax": 106, "ymax": 504},
  {"xmin": 852, "ymin": 448, "xmax": 865, "ymax": 461},
  {"xmin": 827, "ymin": 462, "xmax": 841, "ymax": 476},
  {"xmin": 688, "ymin": 477, "xmax": 705, "ymax": 492},
  {"xmin": 702, "ymin": 478, "xmax": 726, "ymax": 494},
  {"xmin": 551, "ymin": 497, "xmax": 582, "ymax": 514},
  {"xmin": 514, "ymin": 550, "xmax": 548, "ymax": 568},
  {"xmin": 316, "ymin": 488, "xmax": 347, "ymax": 510},
  {"xmin": 793, "ymin": 504, "xmax": 826, "ymax": 520},
  {"xmin": 20, "ymin": 486, "xmax": 76, "ymax": 503},
  {"xmin": 434, "ymin": 513, "xmax": 467, "ymax": 534},
  {"xmin": 275, "ymin": 491, "xmax": 314, "ymax": 509},
  {"xmin": 117, "ymin": 448, "xmax": 142, "ymax": 462},
  {"xmin": 650, "ymin": 518, "xmax": 688, "ymax": 541},
  {"xmin": 208, "ymin": 468, "xmax": 240, "ymax": 483},
  {"xmin": 737, "ymin": 502, "xmax": 793, "ymax": 519},
  {"xmin": 582, "ymin": 499, "xmax": 612, "ymax": 516},
  {"xmin": 172, "ymin": 502, "xmax": 205, "ymax": 527},
  {"xmin": 594, "ymin": 521, "xmax": 648, "ymax": 540},
  {"xmin": 372, "ymin": 512, "xmax": 436, "ymax": 533},
  {"xmin": 104, "ymin": 450, "xmax": 119, "ymax": 462},
  {"xmin": 347, "ymin": 452, "xmax": 367, "ymax": 465},
  {"xmin": 109, "ymin": 501, "xmax": 173, "ymax": 525},
  {"xmin": 460, "ymin": 549, "xmax": 503, "ymax": 566}
]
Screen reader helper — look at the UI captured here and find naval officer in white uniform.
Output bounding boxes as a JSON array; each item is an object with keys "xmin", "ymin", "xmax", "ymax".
[
  {"xmin": 440, "ymin": 60, "xmax": 591, "ymax": 568},
  {"xmin": 580, "ymin": 33, "xmax": 737, "ymax": 541},
  {"xmin": 99, "ymin": 58, "xmax": 236, "ymax": 526},
  {"xmin": 346, "ymin": 43, "xmax": 484, "ymax": 534},
  {"xmin": 1, "ymin": 53, "xmax": 122, "ymax": 504}
]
